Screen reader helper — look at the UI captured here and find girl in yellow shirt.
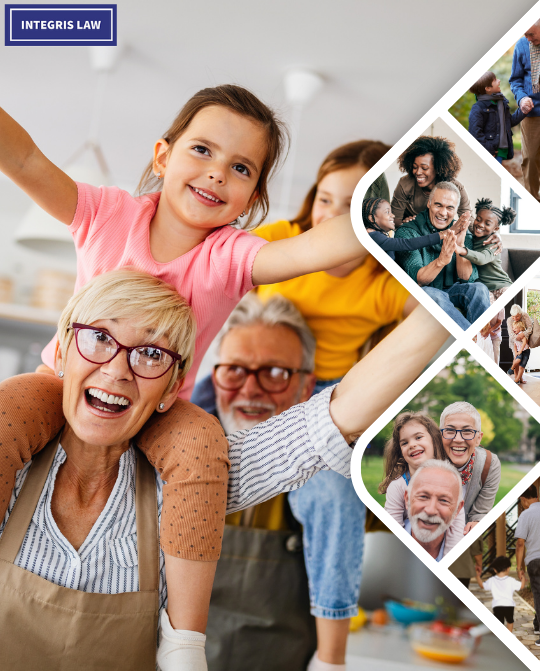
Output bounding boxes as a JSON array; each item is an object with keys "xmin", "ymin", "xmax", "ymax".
[
  {"xmin": 255, "ymin": 141, "xmax": 417, "ymax": 671},
  {"xmin": 256, "ymin": 141, "xmax": 417, "ymax": 385}
]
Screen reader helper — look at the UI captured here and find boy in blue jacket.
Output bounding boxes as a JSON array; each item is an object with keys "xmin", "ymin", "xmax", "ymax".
[{"xmin": 468, "ymin": 71, "xmax": 525, "ymax": 163}]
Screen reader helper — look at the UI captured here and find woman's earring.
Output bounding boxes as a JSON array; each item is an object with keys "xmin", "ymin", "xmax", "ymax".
[
  {"xmin": 240, "ymin": 210, "xmax": 246, "ymax": 218},
  {"xmin": 58, "ymin": 371, "xmax": 64, "ymax": 378},
  {"xmin": 156, "ymin": 172, "xmax": 161, "ymax": 178},
  {"xmin": 158, "ymin": 402, "xmax": 165, "ymax": 411}
]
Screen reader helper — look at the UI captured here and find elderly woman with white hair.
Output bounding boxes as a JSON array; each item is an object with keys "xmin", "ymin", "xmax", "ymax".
[
  {"xmin": 507, "ymin": 304, "xmax": 534, "ymax": 381},
  {"xmin": 0, "ymin": 269, "xmax": 449, "ymax": 670},
  {"xmin": 439, "ymin": 401, "xmax": 501, "ymax": 533}
]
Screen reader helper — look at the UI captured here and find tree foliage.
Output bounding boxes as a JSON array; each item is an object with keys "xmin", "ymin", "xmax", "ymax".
[{"xmin": 369, "ymin": 351, "xmax": 527, "ymax": 456}]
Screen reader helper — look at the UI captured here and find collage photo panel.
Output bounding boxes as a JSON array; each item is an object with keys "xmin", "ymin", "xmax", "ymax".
[{"xmin": 3, "ymin": 2, "xmax": 540, "ymax": 671}]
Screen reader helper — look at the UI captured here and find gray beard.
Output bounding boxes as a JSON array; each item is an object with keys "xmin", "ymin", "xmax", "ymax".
[
  {"xmin": 217, "ymin": 401, "xmax": 278, "ymax": 435},
  {"xmin": 408, "ymin": 508, "xmax": 454, "ymax": 544}
]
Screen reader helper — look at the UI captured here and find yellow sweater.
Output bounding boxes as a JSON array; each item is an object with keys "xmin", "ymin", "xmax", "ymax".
[{"xmin": 254, "ymin": 220, "xmax": 410, "ymax": 380}]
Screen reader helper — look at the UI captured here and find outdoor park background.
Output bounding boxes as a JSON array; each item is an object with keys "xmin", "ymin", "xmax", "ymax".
[
  {"xmin": 361, "ymin": 350, "xmax": 540, "ymax": 507},
  {"xmin": 448, "ymin": 45, "xmax": 527, "ymax": 190},
  {"xmin": 449, "ymin": 46, "xmax": 521, "ymax": 149}
]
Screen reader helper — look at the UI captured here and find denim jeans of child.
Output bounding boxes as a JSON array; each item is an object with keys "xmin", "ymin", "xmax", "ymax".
[
  {"xmin": 288, "ymin": 377, "xmax": 366, "ymax": 619},
  {"xmin": 422, "ymin": 282, "xmax": 490, "ymax": 330}
]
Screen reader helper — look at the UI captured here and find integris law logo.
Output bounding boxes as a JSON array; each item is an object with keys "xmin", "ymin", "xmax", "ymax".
[{"xmin": 5, "ymin": 4, "xmax": 117, "ymax": 46}]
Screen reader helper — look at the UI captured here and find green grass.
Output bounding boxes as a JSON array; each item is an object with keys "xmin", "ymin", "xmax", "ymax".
[{"xmin": 360, "ymin": 455, "xmax": 531, "ymax": 508}]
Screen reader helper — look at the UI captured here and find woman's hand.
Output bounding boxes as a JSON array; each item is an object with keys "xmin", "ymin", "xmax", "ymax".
[
  {"xmin": 464, "ymin": 521, "xmax": 479, "ymax": 534},
  {"xmin": 402, "ymin": 215, "xmax": 417, "ymax": 223},
  {"xmin": 482, "ymin": 232, "xmax": 503, "ymax": 254}
]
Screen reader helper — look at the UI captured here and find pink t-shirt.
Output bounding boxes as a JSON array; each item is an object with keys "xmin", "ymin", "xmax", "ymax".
[{"xmin": 42, "ymin": 182, "xmax": 267, "ymax": 399}]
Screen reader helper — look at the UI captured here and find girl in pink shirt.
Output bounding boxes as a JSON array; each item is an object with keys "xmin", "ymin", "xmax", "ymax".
[
  {"xmin": 0, "ymin": 85, "xmax": 365, "ymax": 665},
  {"xmin": 379, "ymin": 412, "xmax": 465, "ymax": 556}
]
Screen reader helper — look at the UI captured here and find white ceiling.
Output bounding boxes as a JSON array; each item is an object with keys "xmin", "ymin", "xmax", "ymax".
[{"xmin": 0, "ymin": 0, "xmax": 537, "ymax": 283}]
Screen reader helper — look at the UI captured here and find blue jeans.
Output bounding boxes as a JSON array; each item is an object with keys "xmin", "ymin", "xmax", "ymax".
[
  {"xmin": 422, "ymin": 282, "xmax": 490, "ymax": 329},
  {"xmin": 496, "ymin": 155, "xmax": 504, "ymax": 164},
  {"xmin": 288, "ymin": 376, "xmax": 366, "ymax": 619}
]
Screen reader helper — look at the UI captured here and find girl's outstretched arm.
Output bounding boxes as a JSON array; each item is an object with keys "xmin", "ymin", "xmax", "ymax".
[
  {"xmin": 330, "ymin": 304, "xmax": 450, "ymax": 443},
  {"xmin": 252, "ymin": 214, "xmax": 367, "ymax": 285},
  {"xmin": 0, "ymin": 107, "xmax": 77, "ymax": 224}
]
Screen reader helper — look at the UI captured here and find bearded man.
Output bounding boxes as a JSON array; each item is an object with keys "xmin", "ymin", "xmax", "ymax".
[{"xmin": 404, "ymin": 460, "xmax": 464, "ymax": 561}]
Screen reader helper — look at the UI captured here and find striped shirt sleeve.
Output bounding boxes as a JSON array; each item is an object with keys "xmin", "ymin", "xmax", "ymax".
[{"xmin": 225, "ymin": 385, "xmax": 351, "ymax": 513}]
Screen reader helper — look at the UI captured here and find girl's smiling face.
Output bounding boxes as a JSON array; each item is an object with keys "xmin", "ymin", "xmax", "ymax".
[
  {"xmin": 372, "ymin": 200, "xmax": 395, "ymax": 232},
  {"xmin": 473, "ymin": 209, "xmax": 500, "ymax": 237},
  {"xmin": 399, "ymin": 420, "xmax": 435, "ymax": 473},
  {"xmin": 154, "ymin": 106, "xmax": 267, "ymax": 231},
  {"xmin": 311, "ymin": 166, "xmax": 367, "ymax": 228}
]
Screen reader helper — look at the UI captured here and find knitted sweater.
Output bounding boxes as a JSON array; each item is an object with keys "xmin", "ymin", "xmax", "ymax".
[
  {"xmin": 464, "ymin": 236, "xmax": 513, "ymax": 290},
  {"xmin": 395, "ymin": 209, "xmax": 478, "ymax": 289}
]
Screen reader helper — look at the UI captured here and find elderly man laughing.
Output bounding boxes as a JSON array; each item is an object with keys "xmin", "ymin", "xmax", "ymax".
[
  {"xmin": 395, "ymin": 181, "xmax": 490, "ymax": 329},
  {"xmin": 404, "ymin": 460, "xmax": 464, "ymax": 561}
]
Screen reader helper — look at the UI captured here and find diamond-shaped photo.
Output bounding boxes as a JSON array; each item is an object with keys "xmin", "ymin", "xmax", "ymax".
[
  {"xmin": 358, "ymin": 117, "xmax": 540, "ymax": 332},
  {"xmin": 449, "ymin": 474, "xmax": 540, "ymax": 661},
  {"xmin": 359, "ymin": 348, "xmax": 539, "ymax": 564},
  {"xmin": 448, "ymin": 21, "xmax": 540, "ymax": 203},
  {"xmin": 473, "ymin": 272, "xmax": 540, "ymax": 405}
]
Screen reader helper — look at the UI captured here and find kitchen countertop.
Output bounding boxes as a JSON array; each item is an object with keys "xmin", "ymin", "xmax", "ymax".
[{"xmin": 346, "ymin": 624, "xmax": 527, "ymax": 670}]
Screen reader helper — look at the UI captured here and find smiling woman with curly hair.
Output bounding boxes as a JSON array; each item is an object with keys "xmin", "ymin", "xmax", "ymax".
[{"xmin": 391, "ymin": 135, "xmax": 471, "ymax": 225}]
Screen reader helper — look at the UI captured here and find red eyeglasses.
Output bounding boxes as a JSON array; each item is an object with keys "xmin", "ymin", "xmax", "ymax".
[{"xmin": 71, "ymin": 323, "xmax": 185, "ymax": 380}]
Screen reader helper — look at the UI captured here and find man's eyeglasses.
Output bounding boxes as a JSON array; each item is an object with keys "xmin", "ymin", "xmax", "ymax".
[
  {"xmin": 213, "ymin": 364, "xmax": 309, "ymax": 393},
  {"xmin": 71, "ymin": 323, "xmax": 185, "ymax": 380},
  {"xmin": 440, "ymin": 428, "xmax": 479, "ymax": 441}
]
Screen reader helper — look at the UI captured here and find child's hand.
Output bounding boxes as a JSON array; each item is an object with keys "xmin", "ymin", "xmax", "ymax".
[{"xmin": 450, "ymin": 211, "xmax": 470, "ymax": 237}]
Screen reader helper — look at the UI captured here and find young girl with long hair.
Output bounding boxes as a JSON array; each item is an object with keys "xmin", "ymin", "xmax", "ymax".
[
  {"xmin": 0, "ymin": 85, "xmax": 366, "ymax": 668},
  {"xmin": 380, "ymin": 412, "xmax": 465, "ymax": 555},
  {"xmin": 252, "ymin": 141, "xmax": 417, "ymax": 671}
]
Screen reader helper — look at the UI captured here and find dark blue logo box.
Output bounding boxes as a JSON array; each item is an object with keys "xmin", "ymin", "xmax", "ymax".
[{"xmin": 5, "ymin": 4, "xmax": 117, "ymax": 46}]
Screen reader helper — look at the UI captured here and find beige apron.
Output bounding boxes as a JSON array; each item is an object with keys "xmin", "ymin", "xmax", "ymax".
[{"xmin": 0, "ymin": 435, "xmax": 160, "ymax": 671}]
